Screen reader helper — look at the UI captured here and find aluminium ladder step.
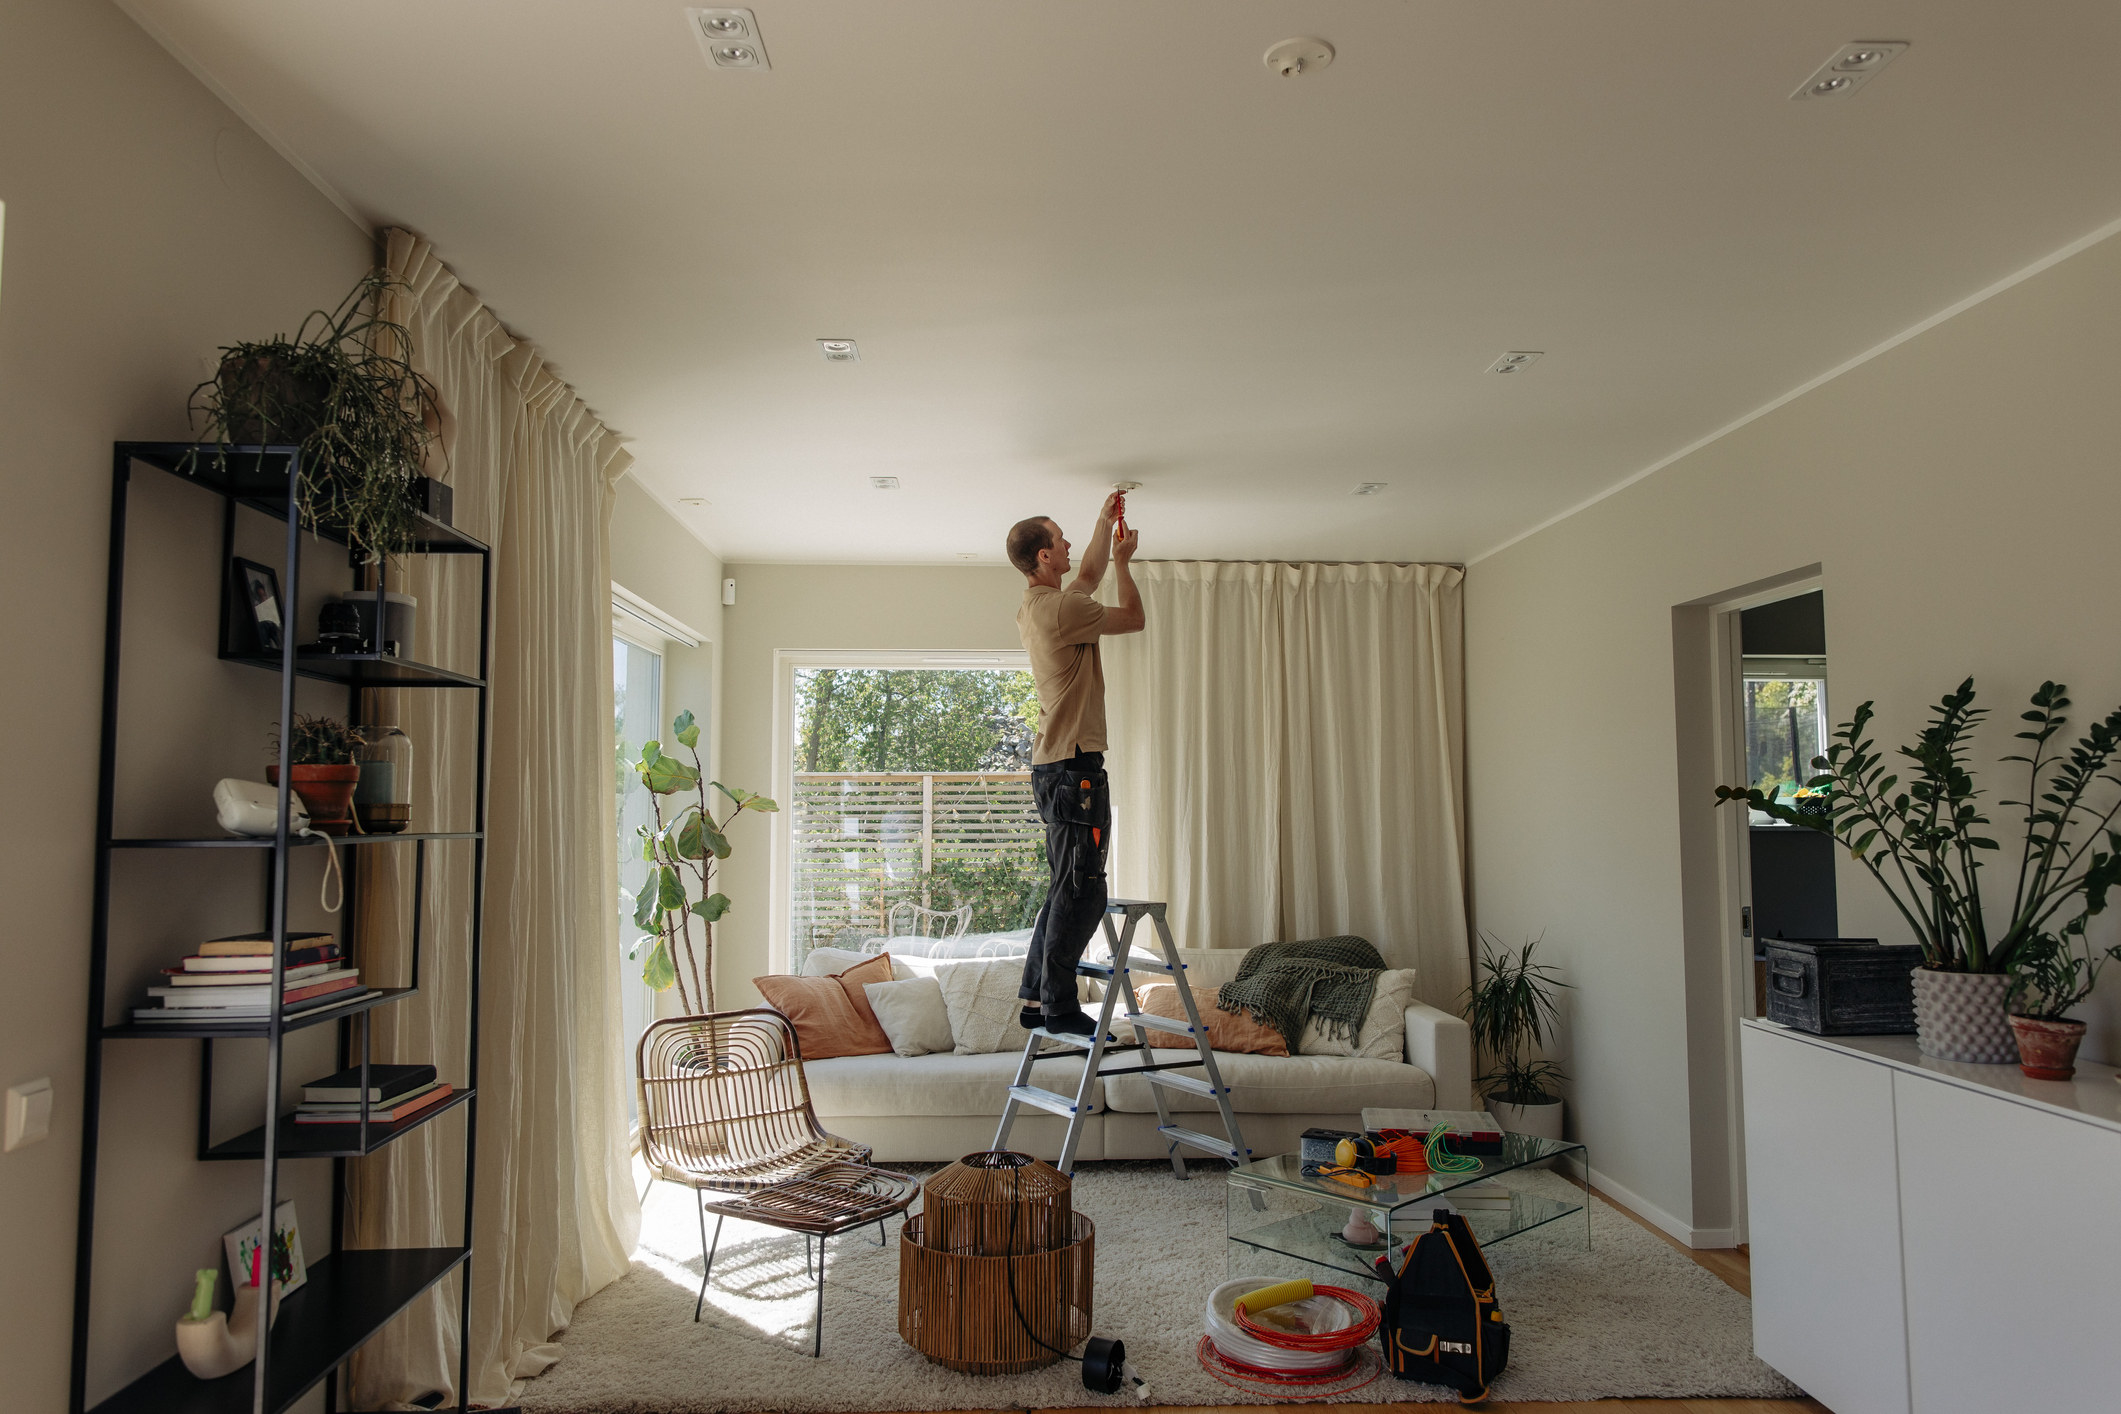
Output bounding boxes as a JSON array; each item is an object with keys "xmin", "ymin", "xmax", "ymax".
[
  {"xmin": 1159, "ymin": 1124, "xmax": 1248, "ymax": 1161},
  {"xmin": 1095, "ymin": 1058, "xmax": 1218, "ymax": 1080},
  {"xmin": 1006, "ymin": 1084, "xmax": 1089, "ymax": 1117},
  {"xmin": 1142, "ymin": 1070, "xmax": 1223, "ymax": 1098},
  {"xmin": 1121, "ymin": 1012, "xmax": 1198, "ymax": 1036}
]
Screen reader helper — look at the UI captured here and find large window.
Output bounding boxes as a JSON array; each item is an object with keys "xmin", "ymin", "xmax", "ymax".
[
  {"xmin": 614, "ymin": 633, "xmax": 664, "ymax": 1121},
  {"xmin": 787, "ymin": 666, "xmax": 1043, "ymax": 968}
]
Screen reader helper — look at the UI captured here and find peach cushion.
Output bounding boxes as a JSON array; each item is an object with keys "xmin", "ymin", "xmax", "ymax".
[
  {"xmin": 753, "ymin": 953, "xmax": 894, "ymax": 1059},
  {"xmin": 1136, "ymin": 982, "xmax": 1289, "ymax": 1056}
]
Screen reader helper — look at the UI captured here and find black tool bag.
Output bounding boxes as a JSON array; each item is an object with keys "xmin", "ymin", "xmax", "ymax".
[{"xmin": 1374, "ymin": 1209, "xmax": 1510, "ymax": 1403}]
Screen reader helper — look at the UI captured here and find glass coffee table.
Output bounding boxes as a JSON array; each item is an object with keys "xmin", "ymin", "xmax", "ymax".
[{"xmin": 1226, "ymin": 1134, "xmax": 1590, "ymax": 1287}]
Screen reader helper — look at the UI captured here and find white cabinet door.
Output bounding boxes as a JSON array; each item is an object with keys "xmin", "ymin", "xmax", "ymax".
[
  {"xmin": 1741, "ymin": 1027, "xmax": 1911, "ymax": 1414},
  {"xmin": 1893, "ymin": 1069, "xmax": 2121, "ymax": 1412}
]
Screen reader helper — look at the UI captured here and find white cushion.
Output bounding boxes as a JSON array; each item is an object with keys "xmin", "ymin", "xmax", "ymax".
[
  {"xmin": 800, "ymin": 946, "xmax": 913, "ymax": 980},
  {"xmin": 937, "ymin": 957, "xmax": 1027, "ymax": 1054},
  {"xmin": 802, "ymin": 1050, "xmax": 1104, "ymax": 1116},
  {"xmin": 1101, "ymin": 1051, "xmax": 1435, "ymax": 1115},
  {"xmin": 1300, "ymin": 968, "xmax": 1422, "ymax": 1058},
  {"xmin": 863, "ymin": 977, "xmax": 955, "ymax": 1057}
]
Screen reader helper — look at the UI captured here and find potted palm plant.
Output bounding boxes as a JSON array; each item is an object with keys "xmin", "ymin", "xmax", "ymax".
[
  {"xmin": 1719, "ymin": 679, "xmax": 2121, "ymax": 1064},
  {"xmin": 266, "ymin": 714, "xmax": 364, "ymax": 835},
  {"xmin": 1466, "ymin": 933, "xmax": 1569, "ymax": 1142},
  {"xmin": 188, "ymin": 272, "xmax": 445, "ymax": 561},
  {"xmin": 625, "ymin": 709, "xmax": 777, "ymax": 1015}
]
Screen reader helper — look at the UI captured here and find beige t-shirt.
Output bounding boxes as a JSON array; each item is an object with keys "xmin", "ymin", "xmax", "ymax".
[{"xmin": 1017, "ymin": 584, "xmax": 1108, "ymax": 764}]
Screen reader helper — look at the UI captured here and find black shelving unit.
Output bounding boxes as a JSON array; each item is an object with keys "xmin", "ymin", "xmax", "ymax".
[{"xmin": 71, "ymin": 444, "xmax": 493, "ymax": 1414}]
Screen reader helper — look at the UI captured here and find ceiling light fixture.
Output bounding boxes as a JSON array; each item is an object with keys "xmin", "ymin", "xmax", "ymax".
[
  {"xmin": 679, "ymin": 497, "xmax": 707, "ymax": 507},
  {"xmin": 1790, "ymin": 40, "xmax": 1907, "ymax": 100},
  {"xmin": 957, "ymin": 553, "xmax": 980, "ymax": 560},
  {"xmin": 818, "ymin": 338, "xmax": 859, "ymax": 362},
  {"xmin": 688, "ymin": 8, "xmax": 772, "ymax": 70},
  {"xmin": 870, "ymin": 476, "xmax": 900, "ymax": 490},
  {"xmin": 1353, "ymin": 483, "xmax": 1387, "ymax": 497},
  {"xmin": 1488, "ymin": 350, "xmax": 1544, "ymax": 374},
  {"xmin": 1263, "ymin": 37, "xmax": 1335, "ymax": 78}
]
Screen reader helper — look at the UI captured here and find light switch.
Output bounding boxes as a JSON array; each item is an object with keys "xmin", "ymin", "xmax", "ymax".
[{"xmin": 5, "ymin": 1078, "xmax": 53, "ymax": 1152}]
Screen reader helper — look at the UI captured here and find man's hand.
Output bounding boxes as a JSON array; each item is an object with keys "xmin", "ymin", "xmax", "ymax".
[
  {"xmin": 1070, "ymin": 493, "xmax": 1121, "ymax": 595},
  {"xmin": 1114, "ymin": 526, "xmax": 1139, "ymax": 563},
  {"xmin": 1096, "ymin": 490, "xmax": 1121, "ymax": 527}
]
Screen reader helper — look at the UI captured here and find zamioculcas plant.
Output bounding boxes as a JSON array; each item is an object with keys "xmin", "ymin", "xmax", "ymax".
[
  {"xmin": 1717, "ymin": 679, "xmax": 2121, "ymax": 974},
  {"xmin": 627, "ymin": 709, "xmax": 777, "ymax": 1014}
]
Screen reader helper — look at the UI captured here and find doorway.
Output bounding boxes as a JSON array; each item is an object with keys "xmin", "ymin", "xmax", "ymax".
[{"xmin": 1737, "ymin": 591, "xmax": 1838, "ymax": 1013}]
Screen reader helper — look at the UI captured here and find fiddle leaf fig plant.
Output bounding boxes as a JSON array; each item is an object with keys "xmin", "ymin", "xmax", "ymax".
[
  {"xmin": 1717, "ymin": 678, "xmax": 2121, "ymax": 976},
  {"xmin": 626, "ymin": 709, "xmax": 777, "ymax": 1013}
]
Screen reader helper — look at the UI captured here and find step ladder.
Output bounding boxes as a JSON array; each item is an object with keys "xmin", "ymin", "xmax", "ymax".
[{"xmin": 994, "ymin": 899, "xmax": 1251, "ymax": 1178}]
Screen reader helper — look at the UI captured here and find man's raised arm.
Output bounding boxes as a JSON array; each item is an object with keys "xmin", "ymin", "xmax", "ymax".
[
  {"xmin": 1102, "ymin": 527, "xmax": 1145, "ymax": 634},
  {"xmin": 1065, "ymin": 492, "xmax": 1120, "ymax": 595}
]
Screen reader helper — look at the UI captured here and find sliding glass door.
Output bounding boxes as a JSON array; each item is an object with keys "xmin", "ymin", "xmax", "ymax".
[{"xmin": 614, "ymin": 634, "xmax": 664, "ymax": 1122}]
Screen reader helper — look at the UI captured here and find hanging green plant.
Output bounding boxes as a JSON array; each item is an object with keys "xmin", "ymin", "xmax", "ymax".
[{"xmin": 187, "ymin": 272, "xmax": 444, "ymax": 560}]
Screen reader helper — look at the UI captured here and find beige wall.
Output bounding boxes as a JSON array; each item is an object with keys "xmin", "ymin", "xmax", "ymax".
[
  {"xmin": 714, "ymin": 563, "xmax": 1027, "ymax": 1004},
  {"xmin": 609, "ymin": 475, "xmax": 723, "ymax": 770},
  {"xmin": 0, "ymin": 2, "xmax": 373, "ymax": 1407},
  {"xmin": 1465, "ymin": 227, "xmax": 2121, "ymax": 1241}
]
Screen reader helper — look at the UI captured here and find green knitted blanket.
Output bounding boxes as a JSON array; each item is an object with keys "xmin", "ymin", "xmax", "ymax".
[{"xmin": 1217, "ymin": 936, "xmax": 1385, "ymax": 1054}]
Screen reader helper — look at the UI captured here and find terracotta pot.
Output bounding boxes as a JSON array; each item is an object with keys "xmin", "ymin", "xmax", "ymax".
[
  {"xmin": 2007, "ymin": 1014, "xmax": 2087, "ymax": 1081},
  {"xmin": 267, "ymin": 763, "xmax": 359, "ymax": 835},
  {"xmin": 1908, "ymin": 966, "xmax": 2017, "ymax": 1064}
]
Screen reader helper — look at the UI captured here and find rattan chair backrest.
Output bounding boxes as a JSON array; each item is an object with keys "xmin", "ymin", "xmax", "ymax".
[{"xmin": 636, "ymin": 1009, "xmax": 843, "ymax": 1192}]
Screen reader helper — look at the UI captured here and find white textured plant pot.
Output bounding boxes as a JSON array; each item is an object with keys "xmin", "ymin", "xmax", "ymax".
[
  {"xmin": 1488, "ymin": 1098, "xmax": 1565, "ymax": 1167},
  {"xmin": 1908, "ymin": 967, "xmax": 2018, "ymax": 1064}
]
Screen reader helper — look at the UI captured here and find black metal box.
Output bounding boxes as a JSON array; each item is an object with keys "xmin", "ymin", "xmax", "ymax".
[{"xmin": 1763, "ymin": 938, "xmax": 1921, "ymax": 1035}]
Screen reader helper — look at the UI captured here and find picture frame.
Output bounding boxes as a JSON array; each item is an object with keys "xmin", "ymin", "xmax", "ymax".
[
  {"xmin": 230, "ymin": 557, "xmax": 285, "ymax": 655},
  {"xmin": 223, "ymin": 1199, "xmax": 307, "ymax": 1295}
]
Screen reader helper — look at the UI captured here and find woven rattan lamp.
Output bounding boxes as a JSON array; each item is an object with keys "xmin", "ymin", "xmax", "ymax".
[{"xmin": 898, "ymin": 1151, "xmax": 1095, "ymax": 1373}]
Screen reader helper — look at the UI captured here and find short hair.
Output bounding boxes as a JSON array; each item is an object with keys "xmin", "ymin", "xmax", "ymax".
[{"xmin": 1006, "ymin": 516, "xmax": 1056, "ymax": 576}]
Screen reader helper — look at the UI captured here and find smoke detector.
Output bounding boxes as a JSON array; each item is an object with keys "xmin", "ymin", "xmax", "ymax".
[
  {"xmin": 1264, "ymin": 38, "xmax": 1334, "ymax": 78},
  {"xmin": 818, "ymin": 338, "xmax": 860, "ymax": 362},
  {"xmin": 689, "ymin": 8, "xmax": 771, "ymax": 70},
  {"xmin": 1790, "ymin": 41, "xmax": 1907, "ymax": 100}
]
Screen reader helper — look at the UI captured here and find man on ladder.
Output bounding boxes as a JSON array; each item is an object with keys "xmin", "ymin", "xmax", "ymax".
[{"xmin": 1004, "ymin": 492, "xmax": 1143, "ymax": 1038}]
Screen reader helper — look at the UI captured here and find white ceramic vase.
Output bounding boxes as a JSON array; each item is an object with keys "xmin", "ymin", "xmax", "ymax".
[
  {"xmin": 175, "ymin": 1281, "xmax": 280, "ymax": 1381},
  {"xmin": 1908, "ymin": 966, "xmax": 2018, "ymax": 1064},
  {"xmin": 1486, "ymin": 1097, "xmax": 1564, "ymax": 1140}
]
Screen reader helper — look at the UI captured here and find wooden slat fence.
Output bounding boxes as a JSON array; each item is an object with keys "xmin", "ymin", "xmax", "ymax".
[{"xmin": 790, "ymin": 772, "xmax": 1042, "ymax": 963}]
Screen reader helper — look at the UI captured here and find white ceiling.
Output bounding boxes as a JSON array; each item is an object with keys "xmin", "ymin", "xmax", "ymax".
[{"xmin": 123, "ymin": 1, "xmax": 2121, "ymax": 564}]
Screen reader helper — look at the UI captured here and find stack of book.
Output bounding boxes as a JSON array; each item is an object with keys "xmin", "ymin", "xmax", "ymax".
[
  {"xmin": 293, "ymin": 1064, "xmax": 452, "ymax": 1126},
  {"xmin": 132, "ymin": 932, "xmax": 368, "ymax": 1025}
]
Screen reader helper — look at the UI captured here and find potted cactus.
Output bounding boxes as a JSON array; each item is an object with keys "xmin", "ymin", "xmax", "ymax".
[{"xmin": 266, "ymin": 714, "xmax": 364, "ymax": 835}]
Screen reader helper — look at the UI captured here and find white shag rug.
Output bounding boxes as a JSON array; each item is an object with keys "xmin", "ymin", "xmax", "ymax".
[{"xmin": 514, "ymin": 1161, "xmax": 1799, "ymax": 1411}]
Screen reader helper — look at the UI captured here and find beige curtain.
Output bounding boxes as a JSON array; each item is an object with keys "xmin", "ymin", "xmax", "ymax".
[
  {"xmin": 347, "ymin": 230, "xmax": 639, "ymax": 1409},
  {"xmin": 1101, "ymin": 561, "xmax": 1472, "ymax": 1006}
]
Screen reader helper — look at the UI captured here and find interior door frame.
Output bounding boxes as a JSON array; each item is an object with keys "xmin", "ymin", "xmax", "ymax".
[{"xmin": 1672, "ymin": 564, "xmax": 1823, "ymax": 1249}]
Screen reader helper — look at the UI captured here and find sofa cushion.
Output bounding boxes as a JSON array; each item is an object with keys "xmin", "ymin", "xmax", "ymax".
[
  {"xmin": 1101, "ymin": 1051, "xmax": 1434, "ymax": 1115},
  {"xmin": 754, "ymin": 953, "xmax": 895, "ymax": 1059},
  {"xmin": 1136, "ymin": 982, "xmax": 1287, "ymax": 1055},
  {"xmin": 803, "ymin": 1049, "xmax": 1104, "ymax": 1116},
  {"xmin": 1300, "ymin": 968, "xmax": 1422, "ymax": 1058},
  {"xmin": 801, "ymin": 946, "xmax": 914, "ymax": 981},
  {"xmin": 863, "ymin": 977, "xmax": 955, "ymax": 1057}
]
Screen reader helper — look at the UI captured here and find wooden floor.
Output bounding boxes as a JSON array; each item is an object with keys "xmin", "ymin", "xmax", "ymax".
[{"xmin": 1029, "ymin": 1187, "xmax": 1831, "ymax": 1414}]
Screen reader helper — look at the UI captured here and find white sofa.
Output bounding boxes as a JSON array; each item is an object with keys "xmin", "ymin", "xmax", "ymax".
[{"xmin": 792, "ymin": 943, "xmax": 1473, "ymax": 1166}]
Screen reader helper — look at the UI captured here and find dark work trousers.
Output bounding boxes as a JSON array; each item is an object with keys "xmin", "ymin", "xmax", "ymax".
[{"xmin": 1019, "ymin": 751, "xmax": 1111, "ymax": 1013}]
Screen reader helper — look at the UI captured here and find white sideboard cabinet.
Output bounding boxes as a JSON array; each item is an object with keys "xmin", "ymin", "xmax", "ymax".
[{"xmin": 1741, "ymin": 1020, "xmax": 2121, "ymax": 1414}]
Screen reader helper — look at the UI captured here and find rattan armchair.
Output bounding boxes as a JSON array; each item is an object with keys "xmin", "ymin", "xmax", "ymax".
[{"xmin": 636, "ymin": 1009, "xmax": 917, "ymax": 1354}]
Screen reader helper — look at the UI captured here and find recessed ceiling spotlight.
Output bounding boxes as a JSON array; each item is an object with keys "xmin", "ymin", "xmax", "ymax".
[
  {"xmin": 1353, "ymin": 483, "xmax": 1387, "ymax": 497},
  {"xmin": 870, "ymin": 476, "xmax": 900, "ymax": 490},
  {"xmin": 1790, "ymin": 40, "xmax": 1907, "ymax": 100},
  {"xmin": 1488, "ymin": 351, "xmax": 1544, "ymax": 374},
  {"xmin": 957, "ymin": 552, "xmax": 980, "ymax": 560},
  {"xmin": 679, "ymin": 497, "xmax": 708, "ymax": 507},
  {"xmin": 1263, "ymin": 37, "xmax": 1335, "ymax": 78},
  {"xmin": 688, "ymin": 8, "xmax": 771, "ymax": 69},
  {"xmin": 818, "ymin": 338, "xmax": 860, "ymax": 362}
]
